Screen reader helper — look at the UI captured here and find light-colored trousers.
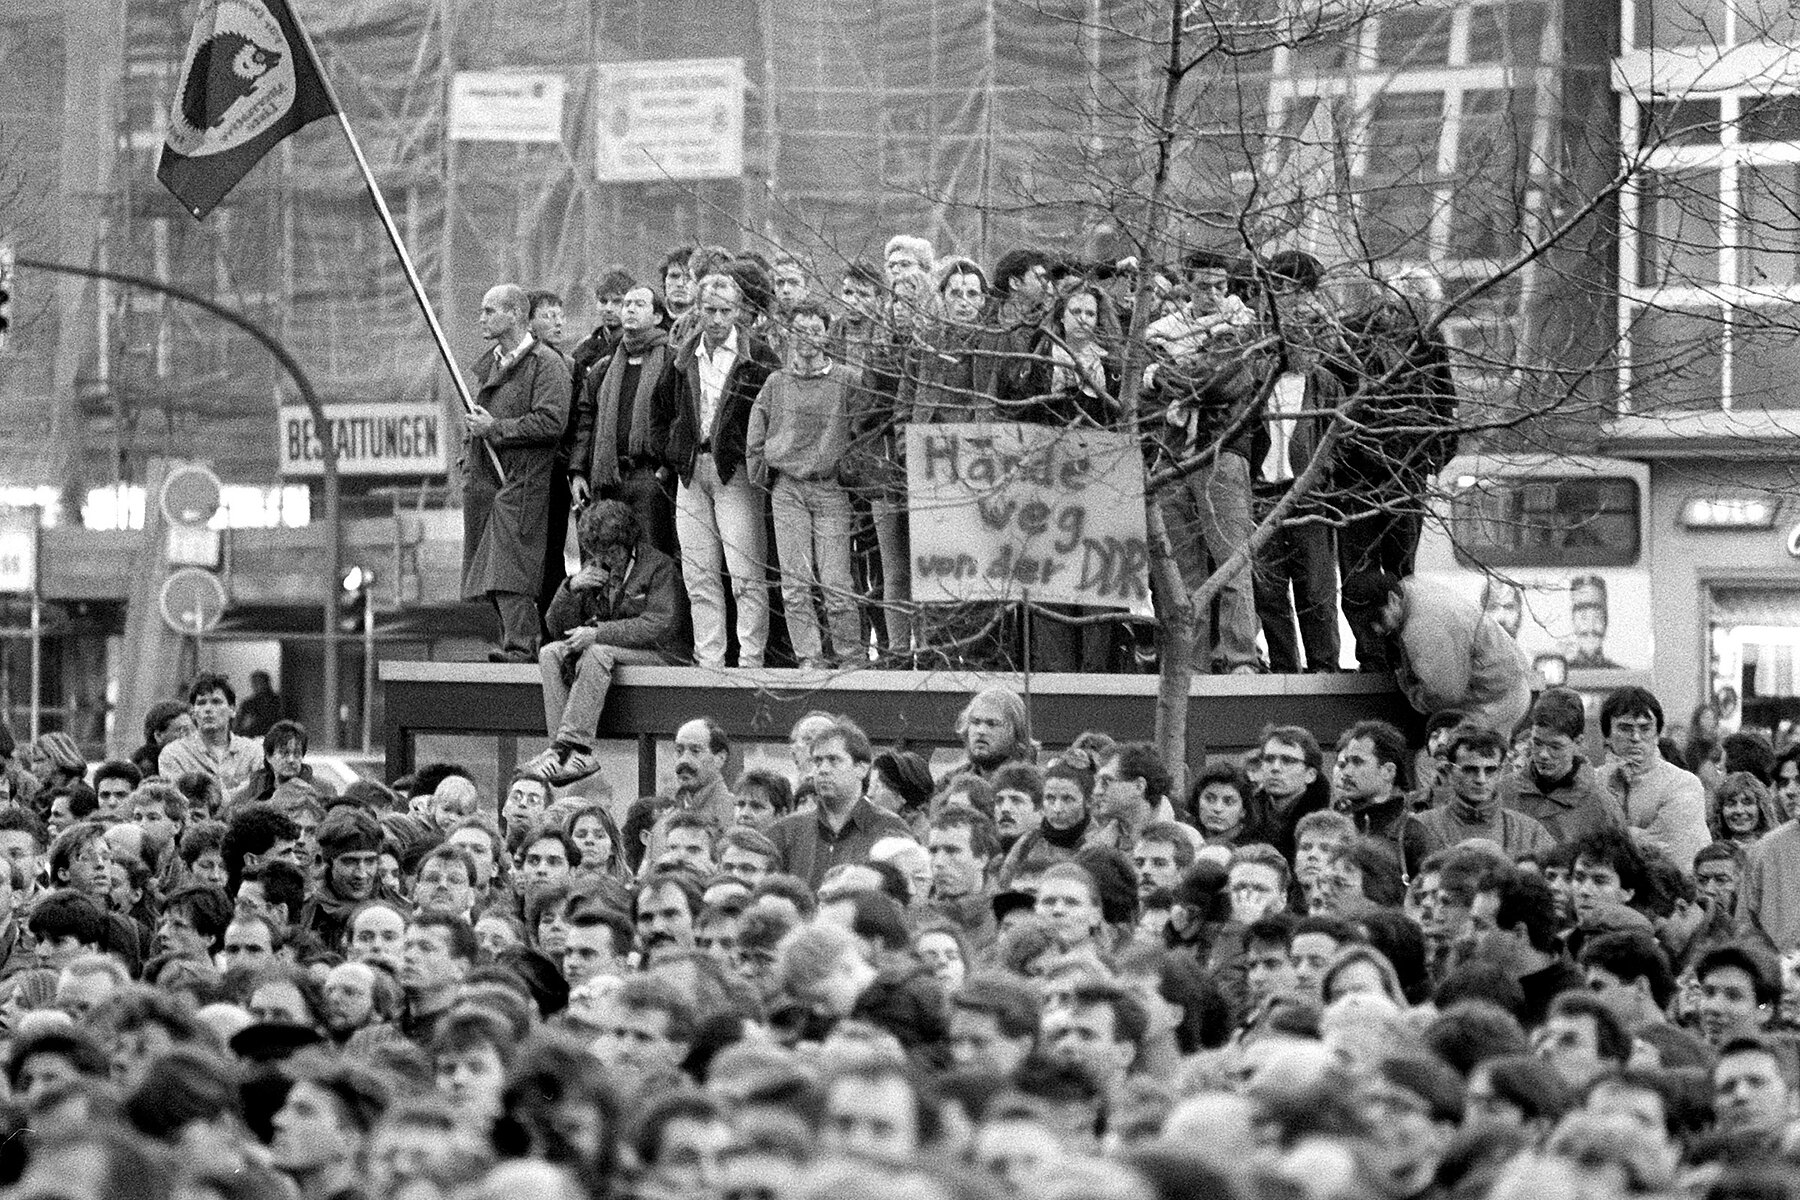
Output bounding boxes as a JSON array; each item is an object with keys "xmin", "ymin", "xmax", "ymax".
[
  {"xmin": 676, "ymin": 453, "xmax": 770, "ymax": 668},
  {"xmin": 771, "ymin": 474, "xmax": 861, "ymax": 664}
]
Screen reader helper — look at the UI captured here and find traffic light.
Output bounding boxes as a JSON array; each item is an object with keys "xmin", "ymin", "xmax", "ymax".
[
  {"xmin": 0, "ymin": 245, "xmax": 13, "ymax": 350},
  {"xmin": 340, "ymin": 565, "xmax": 374, "ymax": 633}
]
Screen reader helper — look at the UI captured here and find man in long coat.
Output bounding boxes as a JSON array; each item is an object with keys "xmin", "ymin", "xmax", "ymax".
[{"xmin": 463, "ymin": 283, "xmax": 571, "ymax": 662}]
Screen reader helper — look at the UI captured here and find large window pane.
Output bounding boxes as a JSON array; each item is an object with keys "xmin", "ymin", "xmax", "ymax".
[
  {"xmin": 1375, "ymin": 9, "xmax": 1453, "ymax": 66},
  {"xmin": 1359, "ymin": 92, "xmax": 1444, "ymax": 258},
  {"xmin": 1739, "ymin": 95, "xmax": 1800, "ymax": 144},
  {"xmin": 1633, "ymin": 0, "xmax": 1726, "ymax": 48},
  {"xmin": 1450, "ymin": 90, "xmax": 1530, "ymax": 258},
  {"xmin": 1738, "ymin": 164, "xmax": 1800, "ymax": 288},
  {"xmin": 1736, "ymin": 0, "xmax": 1800, "ymax": 45},
  {"xmin": 1627, "ymin": 306, "xmax": 1725, "ymax": 411},
  {"xmin": 1467, "ymin": 2, "xmax": 1546, "ymax": 63},
  {"xmin": 1636, "ymin": 170, "xmax": 1721, "ymax": 287},
  {"xmin": 1640, "ymin": 99, "xmax": 1721, "ymax": 148},
  {"xmin": 1363, "ymin": 92, "xmax": 1443, "ymax": 183},
  {"xmin": 1731, "ymin": 307, "xmax": 1800, "ymax": 410}
]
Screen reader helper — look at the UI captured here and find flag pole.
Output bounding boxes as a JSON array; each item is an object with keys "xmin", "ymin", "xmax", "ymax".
[{"xmin": 284, "ymin": 9, "xmax": 504, "ymax": 482}]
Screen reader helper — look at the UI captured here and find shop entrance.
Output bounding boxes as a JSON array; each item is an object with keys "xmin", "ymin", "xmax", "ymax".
[{"xmin": 1710, "ymin": 585, "xmax": 1800, "ymax": 742}]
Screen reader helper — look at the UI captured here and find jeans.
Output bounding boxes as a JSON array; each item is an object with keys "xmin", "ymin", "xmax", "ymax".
[
  {"xmin": 871, "ymin": 489, "xmax": 913, "ymax": 659},
  {"xmin": 1162, "ymin": 452, "xmax": 1260, "ymax": 671},
  {"xmin": 675, "ymin": 454, "xmax": 770, "ymax": 668},
  {"xmin": 770, "ymin": 475, "xmax": 861, "ymax": 664},
  {"xmin": 538, "ymin": 640, "xmax": 668, "ymax": 745}
]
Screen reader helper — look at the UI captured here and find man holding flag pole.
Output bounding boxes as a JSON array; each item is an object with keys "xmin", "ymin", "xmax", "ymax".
[{"xmin": 157, "ymin": 0, "xmax": 537, "ymax": 656}]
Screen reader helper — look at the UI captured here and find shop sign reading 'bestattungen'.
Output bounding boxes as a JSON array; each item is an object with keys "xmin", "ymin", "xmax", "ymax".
[{"xmin": 278, "ymin": 403, "xmax": 447, "ymax": 477}]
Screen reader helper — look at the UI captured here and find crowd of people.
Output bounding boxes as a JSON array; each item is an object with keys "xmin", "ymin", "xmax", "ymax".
[
  {"xmin": 457, "ymin": 238, "xmax": 1460, "ymax": 684},
  {"xmin": 0, "ymin": 661, "xmax": 1796, "ymax": 1200}
]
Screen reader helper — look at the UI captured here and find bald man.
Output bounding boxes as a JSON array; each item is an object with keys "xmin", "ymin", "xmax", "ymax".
[{"xmin": 465, "ymin": 283, "xmax": 572, "ymax": 662}]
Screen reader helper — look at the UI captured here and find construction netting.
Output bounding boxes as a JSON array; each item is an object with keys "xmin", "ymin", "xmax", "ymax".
[{"xmin": 0, "ymin": 0, "xmax": 1593, "ymax": 495}]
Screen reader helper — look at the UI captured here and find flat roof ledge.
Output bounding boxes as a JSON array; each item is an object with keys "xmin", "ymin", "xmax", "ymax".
[{"xmin": 1602, "ymin": 411, "xmax": 1800, "ymax": 457}]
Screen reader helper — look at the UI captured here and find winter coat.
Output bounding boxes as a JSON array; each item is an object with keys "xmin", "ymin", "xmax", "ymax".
[
  {"xmin": 461, "ymin": 338, "xmax": 570, "ymax": 599},
  {"xmin": 1390, "ymin": 577, "xmax": 1532, "ymax": 732}
]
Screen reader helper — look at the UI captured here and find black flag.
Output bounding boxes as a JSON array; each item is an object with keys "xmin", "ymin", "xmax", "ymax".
[{"xmin": 156, "ymin": 0, "xmax": 337, "ymax": 220}]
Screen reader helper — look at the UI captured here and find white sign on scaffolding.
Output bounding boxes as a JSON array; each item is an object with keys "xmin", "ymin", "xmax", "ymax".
[
  {"xmin": 595, "ymin": 58, "xmax": 745, "ymax": 182},
  {"xmin": 449, "ymin": 72, "xmax": 566, "ymax": 143}
]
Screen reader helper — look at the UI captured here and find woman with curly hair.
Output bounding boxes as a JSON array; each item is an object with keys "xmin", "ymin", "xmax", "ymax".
[
  {"xmin": 25, "ymin": 732, "xmax": 86, "ymax": 792},
  {"xmin": 1709, "ymin": 771, "xmax": 1777, "ymax": 849}
]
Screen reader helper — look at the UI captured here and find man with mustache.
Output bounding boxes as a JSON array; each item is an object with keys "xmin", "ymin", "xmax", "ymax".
[
  {"xmin": 633, "ymin": 870, "xmax": 701, "ymax": 959},
  {"xmin": 990, "ymin": 763, "xmax": 1044, "ymax": 856},
  {"xmin": 641, "ymin": 718, "xmax": 736, "ymax": 870},
  {"xmin": 670, "ymin": 718, "xmax": 734, "ymax": 829}
]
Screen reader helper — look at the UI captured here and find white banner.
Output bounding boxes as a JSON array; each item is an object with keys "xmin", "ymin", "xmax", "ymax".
[
  {"xmin": 279, "ymin": 403, "xmax": 448, "ymax": 477},
  {"xmin": 449, "ymin": 72, "xmax": 565, "ymax": 143},
  {"xmin": 906, "ymin": 423, "xmax": 1150, "ymax": 610},
  {"xmin": 595, "ymin": 58, "xmax": 745, "ymax": 182}
]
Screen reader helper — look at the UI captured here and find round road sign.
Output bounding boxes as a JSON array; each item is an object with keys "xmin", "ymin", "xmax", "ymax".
[
  {"xmin": 159, "ymin": 568, "xmax": 228, "ymax": 636},
  {"xmin": 160, "ymin": 463, "xmax": 223, "ymax": 527}
]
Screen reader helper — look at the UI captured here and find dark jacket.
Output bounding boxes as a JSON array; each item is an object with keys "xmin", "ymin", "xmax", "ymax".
[
  {"xmin": 1011, "ymin": 330, "xmax": 1119, "ymax": 428},
  {"xmin": 1240, "ymin": 777, "xmax": 1332, "ymax": 860},
  {"xmin": 1342, "ymin": 792, "xmax": 1445, "ymax": 886},
  {"xmin": 658, "ymin": 327, "xmax": 782, "ymax": 486},
  {"xmin": 1144, "ymin": 331, "xmax": 1265, "ymax": 463},
  {"xmin": 565, "ymin": 323, "xmax": 626, "ymax": 473},
  {"xmin": 1245, "ymin": 363, "xmax": 1345, "ymax": 495},
  {"xmin": 767, "ymin": 798, "xmax": 913, "ymax": 889},
  {"xmin": 542, "ymin": 545, "xmax": 686, "ymax": 660},
  {"xmin": 973, "ymin": 304, "xmax": 1049, "ymax": 411},
  {"xmin": 1327, "ymin": 302, "xmax": 1459, "ymax": 492},
  {"xmin": 568, "ymin": 335, "xmax": 680, "ymax": 489},
  {"xmin": 1498, "ymin": 758, "xmax": 1625, "ymax": 847},
  {"xmin": 902, "ymin": 322, "xmax": 994, "ymax": 425}
]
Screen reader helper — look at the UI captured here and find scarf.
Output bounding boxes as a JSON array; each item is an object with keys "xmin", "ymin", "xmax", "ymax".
[
  {"xmin": 589, "ymin": 328, "xmax": 669, "ymax": 486},
  {"xmin": 1042, "ymin": 813, "xmax": 1090, "ymax": 850}
]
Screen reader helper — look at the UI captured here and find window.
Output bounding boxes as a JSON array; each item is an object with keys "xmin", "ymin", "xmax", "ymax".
[
  {"xmin": 1624, "ymin": 307, "xmax": 1724, "ymax": 411},
  {"xmin": 1635, "ymin": 169, "xmax": 1721, "ymax": 288},
  {"xmin": 1466, "ymin": 2, "xmax": 1546, "ymax": 62},
  {"xmin": 1266, "ymin": 4, "xmax": 1554, "ymax": 398},
  {"xmin": 1639, "ymin": 99, "xmax": 1720, "ymax": 148},
  {"xmin": 1633, "ymin": 0, "xmax": 1725, "ymax": 50},
  {"xmin": 1450, "ymin": 476, "xmax": 1642, "ymax": 568},
  {"xmin": 1269, "ymin": 7, "xmax": 1551, "ymax": 276},
  {"xmin": 1375, "ymin": 8, "xmax": 1453, "ymax": 66},
  {"xmin": 1622, "ymin": 89, "xmax": 1800, "ymax": 411},
  {"xmin": 1633, "ymin": 0, "xmax": 1797, "ymax": 52}
]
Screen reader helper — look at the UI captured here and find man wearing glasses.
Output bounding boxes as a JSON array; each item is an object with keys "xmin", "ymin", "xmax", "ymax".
[
  {"xmin": 1595, "ymin": 686, "xmax": 1708, "ymax": 872},
  {"xmin": 1414, "ymin": 726, "xmax": 1554, "ymax": 856},
  {"xmin": 1497, "ymin": 687, "xmax": 1623, "ymax": 845}
]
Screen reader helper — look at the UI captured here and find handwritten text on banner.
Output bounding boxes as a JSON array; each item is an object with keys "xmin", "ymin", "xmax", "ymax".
[{"xmin": 906, "ymin": 423, "xmax": 1149, "ymax": 609}]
